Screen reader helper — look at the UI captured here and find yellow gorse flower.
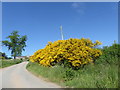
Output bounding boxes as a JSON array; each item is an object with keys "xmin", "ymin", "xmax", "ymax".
[{"xmin": 30, "ymin": 38, "xmax": 102, "ymax": 67}]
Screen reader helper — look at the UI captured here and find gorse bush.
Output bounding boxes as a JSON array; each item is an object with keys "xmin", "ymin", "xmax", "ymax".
[{"xmin": 30, "ymin": 38, "xmax": 102, "ymax": 69}]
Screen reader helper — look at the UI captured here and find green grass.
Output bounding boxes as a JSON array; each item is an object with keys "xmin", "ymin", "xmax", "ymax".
[
  {"xmin": 0, "ymin": 59, "xmax": 23, "ymax": 68},
  {"xmin": 26, "ymin": 61, "xmax": 118, "ymax": 88}
]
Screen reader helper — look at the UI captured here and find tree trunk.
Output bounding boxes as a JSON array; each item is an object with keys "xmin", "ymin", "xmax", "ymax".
[{"xmin": 14, "ymin": 56, "xmax": 16, "ymax": 59}]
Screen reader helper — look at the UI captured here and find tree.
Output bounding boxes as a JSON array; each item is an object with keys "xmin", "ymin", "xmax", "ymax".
[
  {"xmin": 0, "ymin": 52, "xmax": 8, "ymax": 59},
  {"xmin": 2, "ymin": 31, "xmax": 27, "ymax": 59}
]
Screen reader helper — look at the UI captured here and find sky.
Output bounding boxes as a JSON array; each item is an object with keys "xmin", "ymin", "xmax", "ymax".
[{"xmin": 2, "ymin": 2, "xmax": 118, "ymax": 57}]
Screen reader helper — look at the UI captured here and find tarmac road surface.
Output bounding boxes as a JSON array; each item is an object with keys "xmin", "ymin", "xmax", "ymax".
[{"xmin": 0, "ymin": 62, "xmax": 61, "ymax": 88}]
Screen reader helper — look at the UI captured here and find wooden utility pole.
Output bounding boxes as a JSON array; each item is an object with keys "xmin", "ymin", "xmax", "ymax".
[{"xmin": 60, "ymin": 25, "xmax": 64, "ymax": 40}]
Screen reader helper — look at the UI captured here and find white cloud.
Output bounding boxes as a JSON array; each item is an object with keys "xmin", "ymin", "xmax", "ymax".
[
  {"xmin": 72, "ymin": 2, "xmax": 81, "ymax": 8},
  {"xmin": 71, "ymin": 2, "xmax": 86, "ymax": 14}
]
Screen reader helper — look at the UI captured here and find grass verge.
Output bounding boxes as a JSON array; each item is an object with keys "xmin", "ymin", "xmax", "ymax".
[
  {"xmin": 0, "ymin": 59, "xmax": 23, "ymax": 68},
  {"xmin": 26, "ymin": 61, "xmax": 118, "ymax": 88}
]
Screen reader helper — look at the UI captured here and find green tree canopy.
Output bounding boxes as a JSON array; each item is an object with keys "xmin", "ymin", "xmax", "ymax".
[
  {"xmin": 0, "ymin": 52, "xmax": 8, "ymax": 59},
  {"xmin": 2, "ymin": 31, "xmax": 27, "ymax": 59}
]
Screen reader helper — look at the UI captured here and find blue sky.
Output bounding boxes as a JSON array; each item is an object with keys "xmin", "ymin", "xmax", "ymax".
[{"xmin": 2, "ymin": 2, "xmax": 118, "ymax": 57}]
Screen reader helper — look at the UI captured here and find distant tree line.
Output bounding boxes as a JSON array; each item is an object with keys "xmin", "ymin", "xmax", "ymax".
[{"xmin": 0, "ymin": 52, "xmax": 12, "ymax": 59}]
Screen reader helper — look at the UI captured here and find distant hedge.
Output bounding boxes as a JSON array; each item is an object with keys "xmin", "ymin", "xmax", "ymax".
[{"xmin": 30, "ymin": 38, "xmax": 102, "ymax": 69}]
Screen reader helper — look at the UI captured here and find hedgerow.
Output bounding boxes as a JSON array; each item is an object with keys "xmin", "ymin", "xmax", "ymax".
[{"xmin": 96, "ymin": 43, "xmax": 120, "ymax": 65}]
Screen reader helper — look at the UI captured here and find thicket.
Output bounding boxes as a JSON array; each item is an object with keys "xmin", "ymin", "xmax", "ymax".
[{"xmin": 30, "ymin": 38, "xmax": 102, "ymax": 69}]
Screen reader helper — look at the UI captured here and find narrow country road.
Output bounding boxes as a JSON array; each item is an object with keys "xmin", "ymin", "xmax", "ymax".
[{"xmin": 0, "ymin": 62, "xmax": 62, "ymax": 88}]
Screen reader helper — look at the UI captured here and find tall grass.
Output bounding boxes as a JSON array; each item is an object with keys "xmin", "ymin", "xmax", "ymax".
[{"xmin": 26, "ymin": 61, "xmax": 118, "ymax": 88}]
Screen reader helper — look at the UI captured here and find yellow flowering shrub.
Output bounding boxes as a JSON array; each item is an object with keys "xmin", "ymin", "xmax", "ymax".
[{"xmin": 30, "ymin": 38, "xmax": 102, "ymax": 68}]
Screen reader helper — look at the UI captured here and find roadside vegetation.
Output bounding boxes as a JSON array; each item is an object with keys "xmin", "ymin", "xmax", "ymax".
[
  {"xmin": 27, "ymin": 38, "xmax": 119, "ymax": 88},
  {"xmin": 0, "ymin": 51, "xmax": 25, "ymax": 68},
  {"xmin": 0, "ymin": 59, "xmax": 23, "ymax": 68},
  {"xmin": 0, "ymin": 30, "xmax": 27, "ymax": 68}
]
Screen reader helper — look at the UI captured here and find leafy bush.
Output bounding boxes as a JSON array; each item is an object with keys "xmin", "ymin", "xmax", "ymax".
[
  {"xmin": 0, "ymin": 52, "xmax": 8, "ymax": 59},
  {"xmin": 30, "ymin": 38, "xmax": 102, "ymax": 69},
  {"xmin": 63, "ymin": 68, "xmax": 75, "ymax": 81},
  {"xmin": 96, "ymin": 43, "xmax": 120, "ymax": 65}
]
